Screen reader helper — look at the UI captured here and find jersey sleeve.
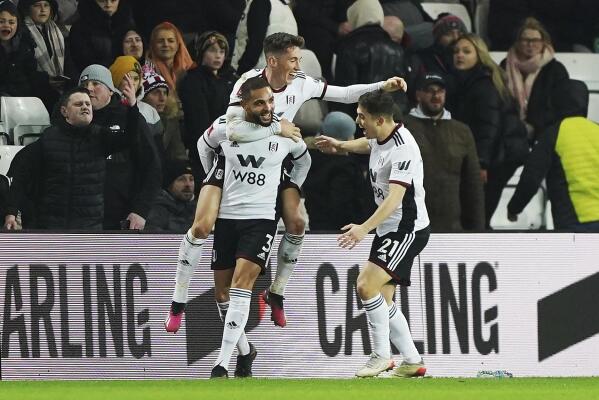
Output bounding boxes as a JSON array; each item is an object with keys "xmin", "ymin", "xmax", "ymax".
[
  {"xmin": 388, "ymin": 145, "xmax": 418, "ymax": 188},
  {"xmin": 288, "ymin": 140, "xmax": 311, "ymax": 188},
  {"xmin": 198, "ymin": 117, "xmax": 226, "ymax": 173},
  {"xmin": 302, "ymin": 73, "xmax": 328, "ymax": 100}
]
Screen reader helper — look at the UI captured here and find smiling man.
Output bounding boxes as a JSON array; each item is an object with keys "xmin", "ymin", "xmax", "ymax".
[{"xmin": 4, "ymin": 82, "xmax": 140, "ymax": 230}]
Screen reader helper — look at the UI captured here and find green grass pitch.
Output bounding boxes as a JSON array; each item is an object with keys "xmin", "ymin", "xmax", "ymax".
[{"xmin": 1, "ymin": 378, "xmax": 598, "ymax": 400}]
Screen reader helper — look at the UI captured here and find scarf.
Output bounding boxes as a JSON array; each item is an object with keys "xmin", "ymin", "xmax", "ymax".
[
  {"xmin": 24, "ymin": 16, "xmax": 65, "ymax": 77},
  {"xmin": 506, "ymin": 45, "xmax": 554, "ymax": 120}
]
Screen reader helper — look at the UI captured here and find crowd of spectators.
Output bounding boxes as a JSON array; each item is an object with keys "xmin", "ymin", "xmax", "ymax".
[{"xmin": 1, "ymin": 0, "xmax": 598, "ymax": 233}]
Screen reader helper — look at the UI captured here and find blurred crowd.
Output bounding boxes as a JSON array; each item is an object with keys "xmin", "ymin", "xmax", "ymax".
[{"xmin": 1, "ymin": 0, "xmax": 598, "ymax": 233}]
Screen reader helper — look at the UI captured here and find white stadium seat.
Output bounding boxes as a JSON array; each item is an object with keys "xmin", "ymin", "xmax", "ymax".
[
  {"xmin": 588, "ymin": 93, "xmax": 599, "ymax": 123},
  {"xmin": 420, "ymin": 2, "xmax": 472, "ymax": 32},
  {"xmin": 0, "ymin": 97, "xmax": 50, "ymax": 145},
  {"xmin": 473, "ymin": 0, "xmax": 490, "ymax": 42},
  {"xmin": 0, "ymin": 145, "xmax": 25, "ymax": 176}
]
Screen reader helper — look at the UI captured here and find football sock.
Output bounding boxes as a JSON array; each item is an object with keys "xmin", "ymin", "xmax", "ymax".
[
  {"xmin": 270, "ymin": 232, "xmax": 304, "ymax": 296},
  {"xmin": 216, "ymin": 301, "xmax": 250, "ymax": 356},
  {"xmin": 215, "ymin": 288, "xmax": 251, "ymax": 369},
  {"xmin": 172, "ymin": 229, "xmax": 204, "ymax": 304},
  {"xmin": 388, "ymin": 302, "xmax": 421, "ymax": 363},
  {"xmin": 363, "ymin": 293, "xmax": 390, "ymax": 359}
]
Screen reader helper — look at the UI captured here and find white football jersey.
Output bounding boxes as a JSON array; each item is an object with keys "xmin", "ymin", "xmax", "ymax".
[
  {"xmin": 230, "ymin": 68, "xmax": 327, "ymax": 121},
  {"xmin": 368, "ymin": 124, "xmax": 429, "ymax": 235},
  {"xmin": 219, "ymin": 136, "xmax": 308, "ymax": 220}
]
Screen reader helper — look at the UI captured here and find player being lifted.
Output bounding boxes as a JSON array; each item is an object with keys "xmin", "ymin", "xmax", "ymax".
[
  {"xmin": 316, "ymin": 91, "xmax": 430, "ymax": 378},
  {"xmin": 164, "ymin": 31, "xmax": 408, "ymax": 333},
  {"xmin": 208, "ymin": 76, "xmax": 311, "ymax": 378}
]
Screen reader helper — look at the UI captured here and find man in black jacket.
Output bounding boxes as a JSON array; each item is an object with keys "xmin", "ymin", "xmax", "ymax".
[
  {"xmin": 4, "ymin": 82, "xmax": 139, "ymax": 230},
  {"xmin": 79, "ymin": 64, "xmax": 161, "ymax": 230}
]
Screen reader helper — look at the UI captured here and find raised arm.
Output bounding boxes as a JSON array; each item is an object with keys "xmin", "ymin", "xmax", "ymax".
[{"xmin": 323, "ymin": 77, "xmax": 407, "ymax": 104}]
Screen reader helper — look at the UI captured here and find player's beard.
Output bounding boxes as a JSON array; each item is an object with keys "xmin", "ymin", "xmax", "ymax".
[{"xmin": 248, "ymin": 110, "xmax": 273, "ymax": 127}]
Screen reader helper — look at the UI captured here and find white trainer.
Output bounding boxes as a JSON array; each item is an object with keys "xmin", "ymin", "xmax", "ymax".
[{"xmin": 355, "ymin": 353, "xmax": 395, "ymax": 377}]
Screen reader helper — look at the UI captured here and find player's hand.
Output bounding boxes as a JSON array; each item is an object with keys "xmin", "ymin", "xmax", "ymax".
[
  {"xmin": 127, "ymin": 212, "xmax": 146, "ymax": 230},
  {"xmin": 338, "ymin": 223, "xmax": 368, "ymax": 249},
  {"xmin": 315, "ymin": 134, "xmax": 340, "ymax": 154},
  {"xmin": 4, "ymin": 214, "xmax": 19, "ymax": 230},
  {"xmin": 382, "ymin": 77, "xmax": 407, "ymax": 93},
  {"xmin": 507, "ymin": 211, "xmax": 518, "ymax": 222},
  {"xmin": 279, "ymin": 119, "xmax": 302, "ymax": 142},
  {"xmin": 338, "ymin": 21, "xmax": 352, "ymax": 36},
  {"xmin": 121, "ymin": 73, "xmax": 137, "ymax": 107}
]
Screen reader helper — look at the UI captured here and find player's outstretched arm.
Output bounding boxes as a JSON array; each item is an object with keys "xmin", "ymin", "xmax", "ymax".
[
  {"xmin": 322, "ymin": 77, "xmax": 407, "ymax": 104},
  {"xmin": 315, "ymin": 135, "xmax": 370, "ymax": 154},
  {"xmin": 338, "ymin": 183, "xmax": 407, "ymax": 249},
  {"xmin": 225, "ymin": 104, "xmax": 281, "ymax": 142}
]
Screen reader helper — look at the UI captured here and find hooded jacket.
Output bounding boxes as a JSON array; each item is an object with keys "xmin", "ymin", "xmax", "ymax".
[{"xmin": 508, "ymin": 80, "xmax": 599, "ymax": 229}]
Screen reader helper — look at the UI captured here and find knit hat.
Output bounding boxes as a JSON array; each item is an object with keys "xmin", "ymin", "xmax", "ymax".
[
  {"xmin": 79, "ymin": 64, "xmax": 117, "ymax": 92},
  {"xmin": 109, "ymin": 55, "xmax": 142, "ymax": 89},
  {"xmin": 321, "ymin": 112, "xmax": 356, "ymax": 141},
  {"xmin": 432, "ymin": 14, "xmax": 467, "ymax": 41},
  {"xmin": 347, "ymin": 0, "xmax": 384, "ymax": 29},
  {"xmin": 192, "ymin": 30, "xmax": 229, "ymax": 62},
  {"xmin": 0, "ymin": 0, "xmax": 18, "ymax": 16},
  {"xmin": 142, "ymin": 71, "xmax": 169, "ymax": 95},
  {"xmin": 163, "ymin": 159, "xmax": 193, "ymax": 189}
]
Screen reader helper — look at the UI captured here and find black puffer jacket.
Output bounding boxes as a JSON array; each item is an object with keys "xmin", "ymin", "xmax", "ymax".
[
  {"xmin": 7, "ymin": 110, "xmax": 139, "ymax": 229},
  {"xmin": 448, "ymin": 64, "xmax": 503, "ymax": 169},
  {"xmin": 91, "ymin": 95, "xmax": 161, "ymax": 229},
  {"xmin": 68, "ymin": 0, "xmax": 134, "ymax": 73},
  {"xmin": 334, "ymin": 24, "xmax": 409, "ymax": 115},
  {"xmin": 178, "ymin": 65, "xmax": 237, "ymax": 161},
  {"xmin": 145, "ymin": 189, "xmax": 195, "ymax": 233},
  {"xmin": 0, "ymin": 28, "xmax": 46, "ymax": 97}
]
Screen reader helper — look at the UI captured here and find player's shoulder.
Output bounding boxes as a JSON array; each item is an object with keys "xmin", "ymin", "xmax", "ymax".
[{"xmin": 236, "ymin": 68, "xmax": 264, "ymax": 84}]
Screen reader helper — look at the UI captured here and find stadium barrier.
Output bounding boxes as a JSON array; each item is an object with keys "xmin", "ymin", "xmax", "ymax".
[{"xmin": 1, "ymin": 233, "xmax": 598, "ymax": 379}]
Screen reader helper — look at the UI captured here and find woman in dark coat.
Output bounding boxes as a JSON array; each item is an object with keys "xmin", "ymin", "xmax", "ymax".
[
  {"xmin": 502, "ymin": 17, "xmax": 569, "ymax": 142},
  {"xmin": 448, "ymin": 33, "xmax": 518, "ymax": 227}
]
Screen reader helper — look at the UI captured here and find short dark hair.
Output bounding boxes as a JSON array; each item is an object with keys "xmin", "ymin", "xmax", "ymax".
[
  {"xmin": 60, "ymin": 87, "xmax": 90, "ymax": 108},
  {"xmin": 263, "ymin": 32, "xmax": 305, "ymax": 56},
  {"xmin": 239, "ymin": 76, "xmax": 271, "ymax": 103},
  {"xmin": 358, "ymin": 90, "xmax": 395, "ymax": 118}
]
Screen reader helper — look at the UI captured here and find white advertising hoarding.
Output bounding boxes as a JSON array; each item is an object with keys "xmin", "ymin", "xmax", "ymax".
[{"xmin": 1, "ymin": 233, "xmax": 598, "ymax": 379}]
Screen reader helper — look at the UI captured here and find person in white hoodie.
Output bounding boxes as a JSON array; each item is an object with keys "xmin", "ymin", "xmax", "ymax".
[{"xmin": 403, "ymin": 74, "xmax": 485, "ymax": 231}]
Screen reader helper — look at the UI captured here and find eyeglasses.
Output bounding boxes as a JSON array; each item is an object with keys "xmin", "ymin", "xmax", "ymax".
[{"xmin": 519, "ymin": 38, "xmax": 543, "ymax": 45}]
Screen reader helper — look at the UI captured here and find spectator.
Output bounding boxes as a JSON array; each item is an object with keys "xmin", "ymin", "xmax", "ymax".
[
  {"xmin": 293, "ymin": 0, "xmax": 353, "ymax": 80},
  {"xmin": 55, "ymin": 0, "xmax": 77, "ymax": 25},
  {"xmin": 380, "ymin": 0, "xmax": 435, "ymax": 50},
  {"xmin": 179, "ymin": 31, "xmax": 236, "ymax": 180},
  {"xmin": 404, "ymin": 74, "xmax": 484, "ymax": 231},
  {"xmin": 508, "ymin": 80, "xmax": 599, "ymax": 232},
  {"xmin": 333, "ymin": 0, "xmax": 409, "ymax": 117},
  {"xmin": 79, "ymin": 64, "xmax": 161, "ymax": 230},
  {"xmin": 502, "ymin": 17, "xmax": 569, "ymax": 142},
  {"xmin": 0, "ymin": 0, "xmax": 59, "ymax": 111},
  {"xmin": 118, "ymin": 28, "xmax": 145, "ymax": 63},
  {"xmin": 142, "ymin": 70, "xmax": 187, "ymax": 160},
  {"xmin": 145, "ymin": 159, "xmax": 195, "ymax": 232},
  {"xmin": 4, "ymin": 84, "xmax": 139, "ymax": 230},
  {"xmin": 447, "ymin": 33, "xmax": 518, "ymax": 227},
  {"xmin": 303, "ymin": 111, "xmax": 374, "ymax": 230},
  {"xmin": 230, "ymin": 0, "xmax": 298, "ymax": 74},
  {"xmin": 69, "ymin": 0, "xmax": 135, "ymax": 74},
  {"xmin": 110, "ymin": 55, "xmax": 162, "ymax": 146},
  {"xmin": 408, "ymin": 13, "xmax": 467, "ymax": 100},
  {"xmin": 146, "ymin": 21, "xmax": 195, "ymax": 94},
  {"xmin": 18, "ymin": 0, "xmax": 71, "ymax": 85}
]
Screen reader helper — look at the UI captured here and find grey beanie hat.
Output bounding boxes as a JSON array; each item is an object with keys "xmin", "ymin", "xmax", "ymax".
[
  {"xmin": 79, "ymin": 64, "xmax": 117, "ymax": 92},
  {"xmin": 321, "ymin": 112, "xmax": 356, "ymax": 141}
]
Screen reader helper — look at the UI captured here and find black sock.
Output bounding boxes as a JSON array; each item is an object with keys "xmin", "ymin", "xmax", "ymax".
[{"xmin": 171, "ymin": 301, "xmax": 186, "ymax": 315}]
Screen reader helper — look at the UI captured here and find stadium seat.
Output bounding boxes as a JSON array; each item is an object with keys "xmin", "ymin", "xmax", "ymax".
[
  {"xmin": 0, "ymin": 97, "xmax": 50, "ymax": 145},
  {"xmin": 0, "ymin": 145, "xmax": 25, "ymax": 176},
  {"xmin": 420, "ymin": 2, "xmax": 472, "ymax": 31},
  {"xmin": 588, "ymin": 93, "xmax": 599, "ymax": 123},
  {"xmin": 490, "ymin": 166, "xmax": 547, "ymax": 230},
  {"xmin": 474, "ymin": 0, "xmax": 490, "ymax": 42}
]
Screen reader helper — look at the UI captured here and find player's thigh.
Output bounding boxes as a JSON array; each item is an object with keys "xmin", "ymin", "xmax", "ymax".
[
  {"xmin": 280, "ymin": 187, "xmax": 304, "ymax": 234},
  {"xmin": 381, "ymin": 283, "xmax": 397, "ymax": 305},
  {"xmin": 192, "ymin": 155, "xmax": 225, "ymax": 236},
  {"xmin": 230, "ymin": 258, "xmax": 262, "ymax": 290},
  {"xmin": 356, "ymin": 262, "xmax": 395, "ymax": 300}
]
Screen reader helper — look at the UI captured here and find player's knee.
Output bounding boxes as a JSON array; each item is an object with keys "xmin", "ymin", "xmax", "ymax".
[
  {"xmin": 214, "ymin": 289, "xmax": 229, "ymax": 303},
  {"xmin": 284, "ymin": 214, "xmax": 305, "ymax": 235},
  {"xmin": 191, "ymin": 221, "xmax": 211, "ymax": 239},
  {"xmin": 231, "ymin": 272, "xmax": 256, "ymax": 290},
  {"xmin": 356, "ymin": 276, "xmax": 374, "ymax": 300}
]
